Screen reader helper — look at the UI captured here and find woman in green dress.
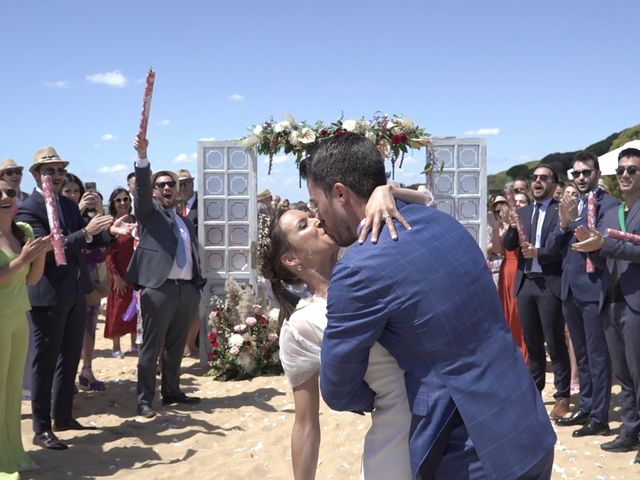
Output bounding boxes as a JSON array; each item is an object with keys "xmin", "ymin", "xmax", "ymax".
[{"xmin": 0, "ymin": 180, "xmax": 49, "ymax": 479}]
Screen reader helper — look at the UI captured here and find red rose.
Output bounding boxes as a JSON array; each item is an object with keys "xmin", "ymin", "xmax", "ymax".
[
  {"xmin": 258, "ymin": 315, "xmax": 269, "ymax": 327},
  {"xmin": 391, "ymin": 134, "xmax": 402, "ymax": 144},
  {"xmin": 400, "ymin": 134, "xmax": 408, "ymax": 142},
  {"xmin": 320, "ymin": 129, "xmax": 329, "ymax": 136},
  {"xmin": 335, "ymin": 129, "xmax": 345, "ymax": 136}
]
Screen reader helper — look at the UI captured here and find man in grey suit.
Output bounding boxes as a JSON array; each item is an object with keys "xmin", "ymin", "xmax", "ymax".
[
  {"xmin": 573, "ymin": 147, "xmax": 640, "ymax": 461},
  {"xmin": 126, "ymin": 138, "xmax": 206, "ymax": 418}
]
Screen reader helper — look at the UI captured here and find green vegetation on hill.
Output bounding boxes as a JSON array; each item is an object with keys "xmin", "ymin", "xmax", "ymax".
[{"xmin": 488, "ymin": 125, "xmax": 640, "ymax": 192}]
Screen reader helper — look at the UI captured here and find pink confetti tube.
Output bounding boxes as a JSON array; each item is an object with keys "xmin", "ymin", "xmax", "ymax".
[
  {"xmin": 586, "ymin": 193, "xmax": 596, "ymax": 273},
  {"xmin": 605, "ymin": 228, "xmax": 640, "ymax": 244},
  {"xmin": 504, "ymin": 188, "xmax": 527, "ymax": 244},
  {"xmin": 41, "ymin": 175, "xmax": 67, "ymax": 266},
  {"xmin": 137, "ymin": 68, "xmax": 155, "ymax": 140}
]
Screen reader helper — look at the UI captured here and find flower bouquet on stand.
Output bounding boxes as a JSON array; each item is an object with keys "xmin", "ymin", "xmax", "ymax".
[{"xmin": 207, "ymin": 277, "xmax": 282, "ymax": 381}]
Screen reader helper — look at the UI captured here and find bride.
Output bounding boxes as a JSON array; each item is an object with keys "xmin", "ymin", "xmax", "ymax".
[{"xmin": 257, "ymin": 185, "xmax": 431, "ymax": 479}]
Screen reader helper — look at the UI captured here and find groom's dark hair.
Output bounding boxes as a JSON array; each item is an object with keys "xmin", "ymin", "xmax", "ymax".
[{"xmin": 299, "ymin": 132, "xmax": 387, "ymax": 199}]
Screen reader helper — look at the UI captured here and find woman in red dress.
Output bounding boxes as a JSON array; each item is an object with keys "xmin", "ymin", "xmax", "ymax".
[
  {"xmin": 104, "ymin": 188, "xmax": 136, "ymax": 357},
  {"xmin": 489, "ymin": 193, "xmax": 529, "ymax": 363}
]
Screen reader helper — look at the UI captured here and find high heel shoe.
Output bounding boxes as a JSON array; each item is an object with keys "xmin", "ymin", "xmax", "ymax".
[{"xmin": 78, "ymin": 367, "xmax": 106, "ymax": 391}]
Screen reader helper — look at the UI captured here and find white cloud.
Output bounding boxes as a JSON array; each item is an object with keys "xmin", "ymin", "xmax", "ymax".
[
  {"xmin": 101, "ymin": 133, "xmax": 117, "ymax": 141},
  {"xmin": 98, "ymin": 164, "xmax": 128, "ymax": 173},
  {"xmin": 173, "ymin": 153, "xmax": 197, "ymax": 164},
  {"xmin": 43, "ymin": 80, "xmax": 70, "ymax": 89},
  {"xmin": 93, "ymin": 144, "xmax": 102, "ymax": 149},
  {"xmin": 86, "ymin": 70, "xmax": 128, "ymax": 88},
  {"xmin": 157, "ymin": 119, "xmax": 171, "ymax": 127},
  {"xmin": 464, "ymin": 128, "xmax": 500, "ymax": 136},
  {"xmin": 199, "ymin": 137, "xmax": 216, "ymax": 141},
  {"xmin": 228, "ymin": 93, "xmax": 245, "ymax": 101}
]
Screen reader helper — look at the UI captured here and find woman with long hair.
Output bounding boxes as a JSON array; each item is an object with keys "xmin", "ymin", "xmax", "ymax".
[
  {"xmin": 0, "ymin": 179, "xmax": 49, "ymax": 478},
  {"xmin": 258, "ymin": 184, "xmax": 430, "ymax": 480},
  {"xmin": 104, "ymin": 188, "xmax": 137, "ymax": 357}
]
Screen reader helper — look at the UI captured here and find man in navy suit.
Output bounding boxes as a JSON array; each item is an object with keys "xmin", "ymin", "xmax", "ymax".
[
  {"xmin": 503, "ymin": 165, "xmax": 572, "ymax": 421},
  {"xmin": 302, "ymin": 133, "xmax": 555, "ymax": 479},
  {"xmin": 17, "ymin": 147, "xmax": 114, "ymax": 450},
  {"xmin": 573, "ymin": 147, "xmax": 640, "ymax": 461},
  {"xmin": 548, "ymin": 152, "xmax": 619, "ymax": 437}
]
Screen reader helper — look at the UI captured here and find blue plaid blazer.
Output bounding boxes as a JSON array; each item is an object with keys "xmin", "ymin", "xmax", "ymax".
[{"xmin": 320, "ymin": 201, "xmax": 556, "ymax": 479}]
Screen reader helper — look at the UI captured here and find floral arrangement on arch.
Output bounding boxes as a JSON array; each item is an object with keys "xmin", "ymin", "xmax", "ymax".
[
  {"xmin": 241, "ymin": 113, "xmax": 435, "ymax": 179},
  {"xmin": 207, "ymin": 277, "xmax": 282, "ymax": 381}
]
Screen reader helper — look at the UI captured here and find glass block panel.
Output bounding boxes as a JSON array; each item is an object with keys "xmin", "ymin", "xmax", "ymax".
[
  {"xmin": 205, "ymin": 225, "xmax": 225, "ymax": 247},
  {"xmin": 229, "ymin": 199, "xmax": 249, "ymax": 221},
  {"xmin": 205, "ymin": 199, "xmax": 225, "ymax": 221},
  {"xmin": 205, "ymin": 148, "xmax": 225, "ymax": 169},
  {"xmin": 464, "ymin": 224, "xmax": 479, "ymax": 242},
  {"xmin": 433, "ymin": 146, "xmax": 455, "ymax": 168},
  {"xmin": 229, "ymin": 148, "xmax": 248, "ymax": 170},
  {"xmin": 434, "ymin": 172, "xmax": 455, "ymax": 196},
  {"xmin": 458, "ymin": 198, "xmax": 479, "ymax": 221},
  {"xmin": 228, "ymin": 173, "xmax": 248, "ymax": 196},
  {"xmin": 205, "ymin": 173, "xmax": 225, "ymax": 195},
  {"xmin": 229, "ymin": 225, "xmax": 249, "ymax": 246},
  {"xmin": 458, "ymin": 146, "xmax": 479, "ymax": 168},
  {"xmin": 229, "ymin": 250, "xmax": 249, "ymax": 271},
  {"xmin": 206, "ymin": 251, "xmax": 225, "ymax": 271},
  {"xmin": 458, "ymin": 172, "xmax": 479, "ymax": 194},
  {"xmin": 433, "ymin": 198, "xmax": 455, "ymax": 217}
]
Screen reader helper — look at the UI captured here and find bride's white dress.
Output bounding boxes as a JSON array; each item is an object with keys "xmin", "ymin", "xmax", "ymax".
[{"xmin": 279, "ymin": 296, "xmax": 412, "ymax": 479}]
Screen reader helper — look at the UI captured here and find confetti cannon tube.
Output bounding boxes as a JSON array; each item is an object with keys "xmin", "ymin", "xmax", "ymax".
[
  {"xmin": 605, "ymin": 228, "xmax": 640, "ymax": 244},
  {"xmin": 41, "ymin": 175, "xmax": 67, "ymax": 266},
  {"xmin": 504, "ymin": 188, "xmax": 527, "ymax": 244},
  {"xmin": 586, "ymin": 193, "xmax": 596, "ymax": 273},
  {"xmin": 137, "ymin": 68, "xmax": 155, "ymax": 140}
]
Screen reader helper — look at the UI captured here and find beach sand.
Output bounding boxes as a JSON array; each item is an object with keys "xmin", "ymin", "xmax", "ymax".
[{"xmin": 19, "ymin": 318, "xmax": 639, "ymax": 479}]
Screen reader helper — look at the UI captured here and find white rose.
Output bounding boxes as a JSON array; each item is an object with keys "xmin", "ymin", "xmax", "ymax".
[
  {"xmin": 229, "ymin": 333, "xmax": 244, "ymax": 347},
  {"xmin": 233, "ymin": 324, "xmax": 247, "ymax": 333},
  {"xmin": 298, "ymin": 127, "xmax": 316, "ymax": 144},
  {"xmin": 289, "ymin": 130, "xmax": 300, "ymax": 146},
  {"xmin": 342, "ymin": 119, "xmax": 357, "ymax": 132},
  {"xmin": 253, "ymin": 124, "xmax": 263, "ymax": 136},
  {"xmin": 365, "ymin": 131, "xmax": 377, "ymax": 143},
  {"xmin": 267, "ymin": 332, "xmax": 278, "ymax": 342},
  {"xmin": 229, "ymin": 346, "xmax": 240, "ymax": 356},
  {"xmin": 386, "ymin": 120, "xmax": 394, "ymax": 129},
  {"xmin": 245, "ymin": 317, "xmax": 257, "ymax": 327},
  {"xmin": 274, "ymin": 121, "xmax": 291, "ymax": 133}
]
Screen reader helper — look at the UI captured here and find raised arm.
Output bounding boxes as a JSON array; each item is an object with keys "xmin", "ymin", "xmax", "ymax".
[{"xmin": 133, "ymin": 137, "xmax": 154, "ymax": 221}]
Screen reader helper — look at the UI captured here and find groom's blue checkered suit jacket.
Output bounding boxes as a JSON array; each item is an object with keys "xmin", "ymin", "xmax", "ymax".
[{"xmin": 320, "ymin": 201, "xmax": 556, "ymax": 479}]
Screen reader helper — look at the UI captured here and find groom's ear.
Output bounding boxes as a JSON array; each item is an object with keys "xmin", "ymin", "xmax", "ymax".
[{"xmin": 333, "ymin": 182, "xmax": 350, "ymax": 205}]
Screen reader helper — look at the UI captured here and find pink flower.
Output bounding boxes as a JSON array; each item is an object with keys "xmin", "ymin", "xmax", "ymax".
[
  {"xmin": 234, "ymin": 324, "xmax": 247, "ymax": 333},
  {"xmin": 267, "ymin": 332, "xmax": 278, "ymax": 342},
  {"xmin": 229, "ymin": 346, "xmax": 240, "ymax": 356},
  {"xmin": 245, "ymin": 317, "xmax": 257, "ymax": 327}
]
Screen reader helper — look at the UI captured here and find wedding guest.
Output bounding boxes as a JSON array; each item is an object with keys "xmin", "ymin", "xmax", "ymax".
[
  {"xmin": 513, "ymin": 177, "xmax": 530, "ymax": 197},
  {"xmin": 126, "ymin": 137, "xmax": 205, "ymax": 419},
  {"xmin": 572, "ymin": 147, "xmax": 640, "ymax": 459},
  {"xmin": 105, "ymin": 188, "xmax": 137, "ymax": 358},
  {"xmin": 17, "ymin": 147, "xmax": 114, "ymax": 449},
  {"xmin": 60, "ymin": 175, "xmax": 108, "ymax": 391},
  {"xmin": 549, "ymin": 152, "xmax": 618, "ymax": 438},
  {"xmin": 257, "ymin": 189, "xmax": 273, "ymax": 215},
  {"xmin": 514, "ymin": 192, "xmax": 531, "ymax": 209},
  {"xmin": 554, "ymin": 181, "xmax": 566, "ymax": 201},
  {"xmin": 489, "ymin": 194, "xmax": 528, "ymax": 362},
  {"xmin": 0, "ymin": 159, "xmax": 29, "ymax": 206},
  {"xmin": 0, "ymin": 179, "xmax": 48, "ymax": 478},
  {"xmin": 503, "ymin": 164, "xmax": 572, "ymax": 421}
]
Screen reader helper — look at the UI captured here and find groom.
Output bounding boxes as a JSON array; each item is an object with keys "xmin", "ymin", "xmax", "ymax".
[{"xmin": 301, "ymin": 133, "xmax": 555, "ymax": 479}]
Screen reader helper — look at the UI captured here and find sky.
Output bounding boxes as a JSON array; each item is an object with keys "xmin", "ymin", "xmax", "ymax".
[{"xmin": 1, "ymin": 0, "xmax": 638, "ymax": 202}]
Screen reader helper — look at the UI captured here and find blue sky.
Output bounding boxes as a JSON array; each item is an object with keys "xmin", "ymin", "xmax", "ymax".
[{"xmin": 1, "ymin": 0, "xmax": 638, "ymax": 202}]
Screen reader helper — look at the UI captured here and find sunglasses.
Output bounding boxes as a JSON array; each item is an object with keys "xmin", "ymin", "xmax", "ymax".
[
  {"xmin": 0, "ymin": 188, "xmax": 17, "ymax": 198},
  {"xmin": 571, "ymin": 169, "xmax": 593, "ymax": 179},
  {"xmin": 39, "ymin": 166, "xmax": 67, "ymax": 176},
  {"xmin": 114, "ymin": 197, "xmax": 130, "ymax": 203},
  {"xmin": 3, "ymin": 169, "xmax": 22, "ymax": 176},
  {"xmin": 616, "ymin": 165, "xmax": 640, "ymax": 176},
  {"xmin": 180, "ymin": 179, "xmax": 193, "ymax": 186},
  {"xmin": 154, "ymin": 181, "xmax": 176, "ymax": 189},
  {"xmin": 530, "ymin": 174, "xmax": 551, "ymax": 182}
]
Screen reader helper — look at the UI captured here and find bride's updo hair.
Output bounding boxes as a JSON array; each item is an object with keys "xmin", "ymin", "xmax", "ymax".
[{"xmin": 256, "ymin": 211, "xmax": 302, "ymax": 325}]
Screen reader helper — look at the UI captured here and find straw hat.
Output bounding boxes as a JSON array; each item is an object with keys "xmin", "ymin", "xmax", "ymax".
[
  {"xmin": 0, "ymin": 158, "xmax": 23, "ymax": 175},
  {"xmin": 492, "ymin": 194, "xmax": 508, "ymax": 206},
  {"xmin": 151, "ymin": 170, "xmax": 180, "ymax": 187},
  {"xmin": 176, "ymin": 168, "xmax": 193, "ymax": 180},
  {"xmin": 257, "ymin": 188, "xmax": 272, "ymax": 202},
  {"xmin": 30, "ymin": 146, "xmax": 69, "ymax": 174}
]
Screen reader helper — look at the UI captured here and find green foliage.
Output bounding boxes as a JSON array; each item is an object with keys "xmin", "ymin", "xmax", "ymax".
[
  {"xmin": 586, "ymin": 131, "xmax": 621, "ymax": 156},
  {"xmin": 505, "ymin": 164, "xmax": 532, "ymax": 180},
  {"xmin": 611, "ymin": 124, "xmax": 640, "ymax": 150}
]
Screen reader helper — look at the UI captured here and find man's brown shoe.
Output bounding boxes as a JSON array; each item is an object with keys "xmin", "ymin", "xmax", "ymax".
[{"xmin": 550, "ymin": 398, "xmax": 571, "ymax": 420}]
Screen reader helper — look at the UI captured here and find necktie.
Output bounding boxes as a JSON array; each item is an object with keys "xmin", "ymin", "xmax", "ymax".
[
  {"xmin": 525, "ymin": 203, "xmax": 541, "ymax": 273},
  {"xmin": 174, "ymin": 214, "xmax": 187, "ymax": 268}
]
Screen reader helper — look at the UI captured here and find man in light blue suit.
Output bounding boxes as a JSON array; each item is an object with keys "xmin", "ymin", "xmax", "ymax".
[{"xmin": 302, "ymin": 133, "xmax": 555, "ymax": 479}]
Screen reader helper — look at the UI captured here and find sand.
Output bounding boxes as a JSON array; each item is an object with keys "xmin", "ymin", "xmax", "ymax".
[{"xmin": 18, "ymin": 317, "xmax": 639, "ymax": 479}]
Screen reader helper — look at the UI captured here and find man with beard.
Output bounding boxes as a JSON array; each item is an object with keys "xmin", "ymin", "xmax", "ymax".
[
  {"xmin": 304, "ymin": 133, "xmax": 555, "ymax": 479},
  {"xmin": 504, "ymin": 164, "xmax": 572, "ymax": 421},
  {"xmin": 572, "ymin": 147, "xmax": 640, "ymax": 460},
  {"xmin": 549, "ymin": 151, "xmax": 619, "ymax": 438}
]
